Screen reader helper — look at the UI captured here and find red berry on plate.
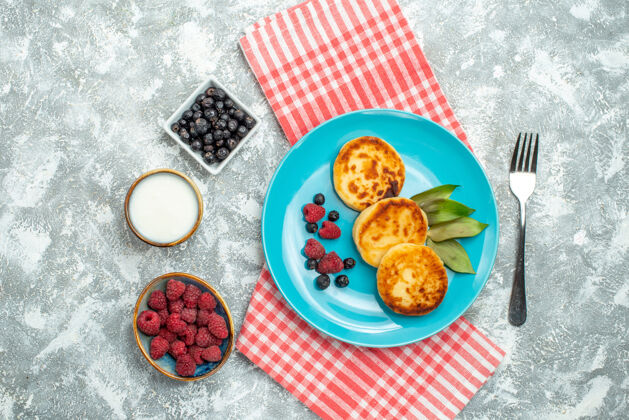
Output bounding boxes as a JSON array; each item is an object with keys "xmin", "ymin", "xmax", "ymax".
[
  {"xmin": 137, "ymin": 310, "xmax": 161, "ymax": 336},
  {"xmin": 195, "ymin": 327, "xmax": 212, "ymax": 347},
  {"xmin": 319, "ymin": 221, "xmax": 341, "ymax": 239},
  {"xmin": 303, "ymin": 203, "xmax": 325, "ymax": 223},
  {"xmin": 317, "ymin": 251, "xmax": 344, "ymax": 274},
  {"xmin": 183, "ymin": 284, "xmax": 202, "ymax": 308},
  {"xmin": 157, "ymin": 309, "xmax": 169, "ymax": 327},
  {"xmin": 168, "ymin": 340, "xmax": 187, "ymax": 359},
  {"xmin": 198, "ymin": 292, "xmax": 217, "ymax": 310},
  {"xmin": 166, "ymin": 279, "xmax": 186, "ymax": 301},
  {"xmin": 304, "ymin": 238, "xmax": 326, "ymax": 260},
  {"xmin": 196, "ymin": 309, "xmax": 211, "ymax": 327},
  {"xmin": 166, "ymin": 313, "xmax": 187, "ymax": 334},
  {"xmin": 201, "ymin": 345, "xmax": 222, "ymax": 362},
  {"xmin": 175, "ymin": 354, "xmax": 196, "ymax": 377},
  {"xmin": 180, "ymin": 307, "xmax": 197, "ymax": 324},
  {"xmin": 207, "ymin": 312, "xmax": 228, "ymax": 339},
  {"xmin": 168, "ymin": 299, "xmax": 184, "ymax": 314},
  {"xmin": 158, "ymin": 328, "xmax": 177, "ymax": 343},
  {"xmin": 147, "ymin": 290, "xmax": 167, "ymax": 310},
  {"xmin": 188, "ymin": 345, "xmax": 204, "ymax": 365},
  {"xmin": 180, "ymin": 324, "xmax": 197, "ymax": 346},
  {"xmin": 149, "ymin": 336, "xmax": 170, "ymax": 360}
]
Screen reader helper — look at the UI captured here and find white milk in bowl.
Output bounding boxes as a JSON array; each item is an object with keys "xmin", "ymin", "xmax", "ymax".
[{"xmin": 127, "ymin": 171, "xmax": 201, "ymax": 245}]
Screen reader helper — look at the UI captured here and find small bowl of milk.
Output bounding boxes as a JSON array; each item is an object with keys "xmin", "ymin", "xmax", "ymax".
[{"xmin": 125, "ymin": 169, "xmax": 203, "ymax": 246}]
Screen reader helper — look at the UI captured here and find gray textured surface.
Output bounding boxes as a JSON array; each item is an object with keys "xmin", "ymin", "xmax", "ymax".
[{"xmin": 0, "ymin": 0, "xmax": 627, "ymax": 418}]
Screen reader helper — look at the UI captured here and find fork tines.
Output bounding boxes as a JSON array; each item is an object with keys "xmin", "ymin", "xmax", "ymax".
[{"xmin": 510, "ymin": 133, "xmax": 539, "ymax": 173}]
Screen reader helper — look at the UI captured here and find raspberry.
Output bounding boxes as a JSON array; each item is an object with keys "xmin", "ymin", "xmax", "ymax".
[
  {"xmin": 198, "ymin": 292, "xmax": 217, "ymax": 310},
  {"xmin": 195, "ymin": 327, "xmax": 212, "ymax": 347},
  {"xmin": 208, "ymin": 333, "xmax": 223, "ymax": 347},
  {"xmin": 304, "ymin": 238, "xmax": 325, "ymax": 259},
  {"xmin": 180, "ymin": 307, "xmax": 197, "ymax": 323},
  {"xmin": 317, "ymin": 251, "xmax": 344, "ymax": 274},
  {"xmin": 196, "ymin": 309, "xmax": 211, "ymax": 327},
  {"xmin": 166, "ymin": 313, "xmax": 187, "ymax": 334},
  {"xmin": 207, "ymin": 312, "xmax": 228, "ymax": 339},
  {"xmin": 137, "ymin": 310, "xmax": 160, "ymax": 336},
  {"xmin": 168, "ymin": 340, "xmax": 187, "ymax": 359},
  {"xmin": 158, "ymin": 328, "xmax": 177, "ymax": 343},
  {"xmin": 188, "ymin": 345, "xmax": 204, "ymax": 365},
  {"xmin": 183, "ymin": 284, "xmax": 202, "ymax": 308},
  {"xmin": 201, "ymin": 345, "xmax": 222, "ymax": 362},
  {"xmin": 150, "ymin": 336, "xmax": 169, "ymax": 360},
  {"xmin": 180, "ymin": 324, "xmax": 197, "ymax": 346},
  {"xmin": 175, "ymin": 354, "xmax": 196, "ymax": 377},
  {"xmin": 147, "ymin": 290, "xmax": 167, "ymax": 310},
  {"xmin": 168, "ymin": 299, "xmax": 184, "ymax": 314},
  {"xmin": 303, "ymin": 203, "xmax": 325, "ymax": 223},
  {"xmin": 166, "ymin": 279, "xmax": 186, "ymax": 301},
  {"xmin": 318, "ymin": 221, "xmax": 341, "ymax": 239},
  {"xmin": 157, "ymin": 309, "xmax": 169, "ymax": 327}
]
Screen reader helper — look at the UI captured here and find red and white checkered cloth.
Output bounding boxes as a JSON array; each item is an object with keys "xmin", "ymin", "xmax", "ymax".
[{"xmin": 237, "ymin": 0, "xmax": 505, "ymax": 418}]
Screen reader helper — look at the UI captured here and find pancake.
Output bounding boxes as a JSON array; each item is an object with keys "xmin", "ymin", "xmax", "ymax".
[
  {"xmin": 377, "ymin": 243, "xmax": 448, "ymax": 316},
  {"xmin": 333, "ymin": 136, "xmax": 405, "ymax": 211},
  {"xmin": 352, "ymin": 197, "xmax": 428, "ymax": 267}
]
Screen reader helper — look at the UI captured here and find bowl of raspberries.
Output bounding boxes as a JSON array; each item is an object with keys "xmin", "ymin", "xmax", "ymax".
[
  {"xmin": 163, "ymin": 76, "xmax": 259, "ymax": 175},
  {"xmin": 133, "ymin": 272, "xmax": 234, "ymax": 381}
]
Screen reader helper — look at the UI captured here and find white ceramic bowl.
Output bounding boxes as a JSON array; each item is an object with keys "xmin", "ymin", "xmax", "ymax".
[{"xmin": 163, "ymin": 76, "xmax": 260, "ymax": 175}]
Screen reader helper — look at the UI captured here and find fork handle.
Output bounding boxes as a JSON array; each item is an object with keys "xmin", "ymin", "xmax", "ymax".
[{"xmin": 509, "ymin": 201, "xmax": 527, "ymax": 326}]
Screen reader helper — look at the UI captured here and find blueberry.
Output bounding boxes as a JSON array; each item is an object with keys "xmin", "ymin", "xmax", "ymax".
[
  {"xmin": 204, "ymin": 108, "xmax": 217, "ymax": 121},
  {"xmin": 328, "ymin": 210, "xmax": 339, "ymax": 221},
  {"xmin": 202, "ymin": 97, "xmax": 214, "ymax": 109},
  {"xmin": 205, "ymin": 87, "xmax": 215, "ymax": 97},
  {"xmin": 343, "ymin": 258, "xmax": 355, "ymax": 269},
  {"xmin": 212, "ymin": 88, "xmax": 226, "ymax": 100},
  {"xmin": 314, "ymin": 193, "xmax": 325, "ymax": 205},
  {"xmin": 192, "ymin": 111, "xmax": 203, "ymax": 120},
  {"xmin": 195, "ymin": 94, "xmax": 206, "ymax": 105},
  {"xmin": 306, "ymin": 258, "xmax": 318, "ymax": 270},
  {"xmin": 233, "ymin": 109, "xmax": 245, "ymax": 121},
  {"xmin": 190, "ymin": 140, "xmax": 202, "ymax": 151},
  {"xmin": 228, "ymin": 108, "xmax": 235, "ymax": 116},
  {"xmin": 214, "ymin": 138, "xmax": 225, "ymax": 148},
  {"xmin": 216, "ymin": 147, "xmax": 230, "ymax": 160},
  {"xmin": 227, "ymin": 119, "xmax": 238, "ymax": 132},
  {"xmin": 191, "ymin": 103, "xmax": 201, "ymax": 112},
  {"xmin": 182, "ymin": 110, "xmax": 194, "ymax": 120},
  {"xmin": 236, "ymin": 125, "xmax": 248, "ymax": 138},
  {"xmin": 213, "ymin": 129, "xmax": 224, "ymax": 141},
  {"xmin": 214, "ymin": 119, "xmax": 227, "ymax": 130},
  {"xmin": 227, "ymin": 137, "xmax": 238, "ymax": 150},
  {"xmin": 219, "ymin": 113, "xmax": 230, "ymax": 121},
  {"xmin": 244, "ymin": 116, "xmax": 256, "ymax": 129},
  {"xmin": 195, "ymin": 118, "xmax": 209, "ymax": 134},
  {"xmin": 171, "ymin": 123, "xmax": 180, "ymax": 133},
  {"xmin": 203, "ymin": 144, "xmax": 215, "ymax": 153},
  {"xmin": 306, "ymin": 223, "xmax": 318, "ymax": 233},
  {"xmin": 203, "ymin": 133, "xmax": 213, "ymax": 145},
  {"xmin": 224, "ymin": 98, "xmax": 234, "ymax": 108},
  {"xmin": 189, "ymin": 124, "xmax": 199, "ymax": 138},
  {"xmin": 179, "ymin": 129, "xmax": 190, "ymax": 143},
  {"xmin": 316, "ymin": 274, "xmax": 330, "ymax": 290},
  {"xmin": 222, "ymin": 129, "xmax": 231, "ymax": 140},
  {"xmin": 334, "ymin": 275, "xmax": 349, "ymax": 288},
  {"xmin": 178, "ymin": 118, "xmax": 188, "ymax": 127},
  {"xmin": 203, "ymin": 152, "xmax": 217, "ymax": 164},
  {"xmin": 215, "ymin": 101, "xmax": 225, "ymax": 113}
]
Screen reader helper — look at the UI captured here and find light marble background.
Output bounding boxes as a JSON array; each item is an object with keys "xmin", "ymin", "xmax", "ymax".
[{"xmin": 0, "ymin": 0, "xmax": 627, "ymax": 418}]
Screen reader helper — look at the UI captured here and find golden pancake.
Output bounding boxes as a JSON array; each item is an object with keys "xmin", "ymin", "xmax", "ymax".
[
  {"xmin": 352, "ymin": 197, "xmax": 428, "ymax": 267},
  {"xmin": 377, "ymin": 243, "xmax": 448, "ymax": 316},
  {"xmin": 333, "ymin": 136, "xmax": 405, "ymax": 211}
]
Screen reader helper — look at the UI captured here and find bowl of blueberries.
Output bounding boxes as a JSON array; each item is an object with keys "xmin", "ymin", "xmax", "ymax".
[{"xmin": 163, "ymin": 76, "xmax": 259, "ymax": 175}]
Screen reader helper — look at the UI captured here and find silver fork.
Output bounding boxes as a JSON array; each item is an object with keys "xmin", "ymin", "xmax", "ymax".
[{"xmin": 508, "ymin": 133, "xmax": 539, "ymax": 326}]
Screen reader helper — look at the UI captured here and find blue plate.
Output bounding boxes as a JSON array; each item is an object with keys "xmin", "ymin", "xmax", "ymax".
[{"xmin": 261, "ymin": 109, "xmax": 499, "ymax": 347}]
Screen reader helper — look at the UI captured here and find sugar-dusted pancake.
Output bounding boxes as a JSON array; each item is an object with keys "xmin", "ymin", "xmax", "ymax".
[
  {"xmin": 377, "ymin": 243, "xmax": 448, "ymax": 316},
  {"xmin": 333, "ymin": 137, "xmax": 405, "ymax": 211},
  {"xmin": 352, "ymin": 197, "xmax": 428, "ymax": 267}
]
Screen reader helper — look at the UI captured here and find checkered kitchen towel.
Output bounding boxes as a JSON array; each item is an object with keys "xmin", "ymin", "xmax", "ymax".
[{"xmin": 236, "ymin": 0, "xmax": 504, "ymax": 418}]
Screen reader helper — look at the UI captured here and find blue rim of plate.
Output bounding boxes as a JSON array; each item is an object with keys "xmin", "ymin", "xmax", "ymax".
[{"xmin": 261, "ymin": 109, "xmax": 499, "ymax": 347}]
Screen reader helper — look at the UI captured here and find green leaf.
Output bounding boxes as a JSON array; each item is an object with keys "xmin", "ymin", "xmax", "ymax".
[
  {"xmin": 421, "ymin": 198, "xmax": 475, "ymax": 225},
  {"xmin": 427, "ymin": 217, "xmax": 488, "ymax": 242},
  {"xmin": 411, "ymin": 184, "xmax": 458, "ymax": 208},
  {"xmin": 427, "ymin": 238, "xmax": 475, "ymax": 274}
]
